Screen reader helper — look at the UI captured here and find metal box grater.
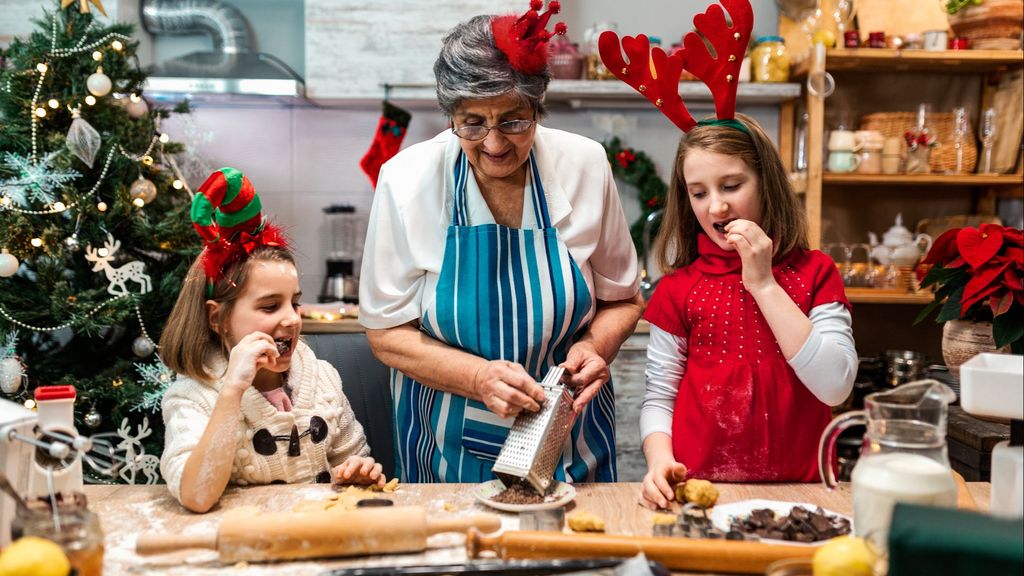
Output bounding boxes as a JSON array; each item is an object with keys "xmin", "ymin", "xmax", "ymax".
[{"xmin": 492, "ymin": 366, "xmax": 576, "ymax": 495}]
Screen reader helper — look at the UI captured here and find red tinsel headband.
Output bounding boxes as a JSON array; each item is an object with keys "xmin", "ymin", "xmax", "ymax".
[
  {"xmin": 191, "ymin": 167, "xmax": 288, "ymax": 292},
  {"xmin": 492, "ymin": 0, "xmax": 567, "ymax": 75},
  {"xmin": 598, "ymin": 0, "xmax": 753, "ymax": 133}
]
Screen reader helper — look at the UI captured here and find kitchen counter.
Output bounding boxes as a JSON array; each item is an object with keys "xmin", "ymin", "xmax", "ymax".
[
  {"xmin": 86, "ymin": 481, "xmax": 990, "ymax": 575},
  {"xmin": 301, "ymin": 318, "xmax": 653, "ymax": 334}
]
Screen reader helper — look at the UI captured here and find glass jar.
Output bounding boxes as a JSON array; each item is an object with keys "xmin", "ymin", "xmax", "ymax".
[
  {"xmin": 751, "ymin": 36, "xmax": 790, "ymax": 82},
  {"xmin": 11, "ymin": 492, "xmax": 104, "ymax": 576}
]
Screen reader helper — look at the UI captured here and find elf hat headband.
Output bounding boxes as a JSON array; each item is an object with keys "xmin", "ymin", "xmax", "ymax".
[
  {"xmin": 492, "ymin": 1, "xmax": 567, "ymax": 75},
  {"xmin": 191, "ymin": 167, "xmax": 287, "ymax": 287},
  {"xmin": 598, "ymin": 0, "xmax": 753, "ymax": 133}
]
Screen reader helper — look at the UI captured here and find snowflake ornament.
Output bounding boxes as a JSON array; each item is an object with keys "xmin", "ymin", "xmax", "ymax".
[
  {"xmin": 0, "ymin": 151, "xmax": 80, "ymax": 207},
  {"xmin": 132, "ymin": 356, "xmax": 175, "ymax": 412}
]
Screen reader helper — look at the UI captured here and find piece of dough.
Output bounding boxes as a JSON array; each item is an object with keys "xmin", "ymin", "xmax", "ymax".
[
  {"xmin": 652, "ymin": 512, "xmax": 678, "ymax": 526},
  {"xmin": 681, "ymin": 479, "xmax": 719, "ymax": 508},
  {"xmin": 567, "ymin": 509, "xmax": 605, "ymax": 532},
  {"xmin": 221, "ymin": 505, "xmax": 262, "ymax": 520}
]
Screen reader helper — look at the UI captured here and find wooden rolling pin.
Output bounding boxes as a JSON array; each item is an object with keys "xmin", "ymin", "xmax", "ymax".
[
  {"xmin": 136, "ymin": 506, "xmax": 501, "ymax": 563},
  {"xmin": 466, "ymin": 529, "xmax": 815, "ymax": 575}
]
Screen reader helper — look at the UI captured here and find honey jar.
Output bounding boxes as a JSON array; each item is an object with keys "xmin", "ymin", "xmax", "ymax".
[
  {"xmin": 751, "ymin": 36, "xmax": 790, "ymax": 83},
  {"xmin": 11, "ymin": 492, "xmax": 104, "ymax": 576}
]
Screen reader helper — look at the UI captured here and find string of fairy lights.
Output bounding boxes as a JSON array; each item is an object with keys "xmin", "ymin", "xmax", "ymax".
[{"xmin": 0, "ymin": 8, "xmax": 196, "ymax": 354}]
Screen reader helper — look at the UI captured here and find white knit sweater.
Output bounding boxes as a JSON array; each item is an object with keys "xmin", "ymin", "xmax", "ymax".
[{"xmin": 160, "ymin": 340, "xmax": 370, "ymax": 502}]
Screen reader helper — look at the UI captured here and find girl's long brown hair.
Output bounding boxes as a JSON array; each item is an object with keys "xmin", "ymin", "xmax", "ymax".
[
  {"xmin": 655, "ymin": 113, "xmax": 807, "ymax": 274},
  {"xmin": 160, "ymin": 246, "xmax": 296, "ymax": 383}
]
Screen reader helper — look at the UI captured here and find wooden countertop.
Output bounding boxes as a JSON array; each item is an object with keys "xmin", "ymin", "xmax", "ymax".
[
  {"xmin": 302, "ymin": 319, "xmax": 653, "ymax": 335},
  {"xmin": 86, "ymin": 481, "xmax": 990, "ymax": 575}
]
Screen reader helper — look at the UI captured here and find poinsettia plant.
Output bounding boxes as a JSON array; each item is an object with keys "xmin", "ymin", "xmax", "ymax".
[{"xmin": 915, "ymin": 224, "xmax": 1024, "ymax": 353}]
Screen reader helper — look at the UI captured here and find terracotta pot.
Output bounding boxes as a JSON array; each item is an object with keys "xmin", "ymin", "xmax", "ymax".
[
  {"xmin": 948, "ymin": 0, "xmax": 1024, "ymax": 50},
  {"xmin": 941, "ymin": 319, "xmax": 1012, "ymax": 380}
]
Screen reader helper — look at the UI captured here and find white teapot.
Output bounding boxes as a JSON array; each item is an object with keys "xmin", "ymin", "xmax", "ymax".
[{"xmin": 868, "ymin": 213, "xmax": 933, "ymax": 266}]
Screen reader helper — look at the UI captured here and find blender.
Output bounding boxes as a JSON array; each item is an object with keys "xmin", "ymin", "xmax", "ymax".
[{"xmin": 320, "ymin": 204, "xmax": 363, "ymax": 303}]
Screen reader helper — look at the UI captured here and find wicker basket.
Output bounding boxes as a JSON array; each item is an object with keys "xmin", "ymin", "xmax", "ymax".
[{"xmin": 860, "ymin": 112, "xmax": 978, "ymax": 174}]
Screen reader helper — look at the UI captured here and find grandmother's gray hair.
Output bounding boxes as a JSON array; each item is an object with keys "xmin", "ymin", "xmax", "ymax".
[{"xmin": 433, "ymin": 14, "xmax": 550, "ymax": 118}]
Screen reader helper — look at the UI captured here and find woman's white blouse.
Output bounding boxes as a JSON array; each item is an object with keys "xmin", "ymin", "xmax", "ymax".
[{"xmin": 359, "ymin": 126, "xmax": 640, "ymax": 330}]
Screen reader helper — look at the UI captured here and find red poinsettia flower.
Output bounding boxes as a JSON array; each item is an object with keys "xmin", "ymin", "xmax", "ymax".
[{"xmin": 916, "ymin": 224, "xmax": 1024, "ymax": 353}]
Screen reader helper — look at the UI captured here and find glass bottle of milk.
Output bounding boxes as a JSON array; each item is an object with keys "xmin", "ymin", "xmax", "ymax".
[{"xmin": 820, "ymin": 380, "xmax": 958, "ymax": 550}]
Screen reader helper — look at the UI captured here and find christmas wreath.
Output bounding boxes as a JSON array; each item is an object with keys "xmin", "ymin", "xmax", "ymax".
[{"xmin": 603, "ymin": 137, "xmax": 668, "ymax": 253}]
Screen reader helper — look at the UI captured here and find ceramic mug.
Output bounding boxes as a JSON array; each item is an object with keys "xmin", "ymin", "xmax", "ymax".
[
  {"xmin": 923, "ymin": 30, "xmax": 948, "ymax": 51},
  {"xmin": 828, "ymin": 130, "xmax": 861, "ymax": 152},
  {"xmin": 828, "ymin": 150, "xmax": 862, "ymax": 173}
]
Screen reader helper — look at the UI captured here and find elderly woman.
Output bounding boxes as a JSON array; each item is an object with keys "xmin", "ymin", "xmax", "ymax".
[{"xmin": 359, "ymin": 2, "xmax": 643, "ymax": 484}]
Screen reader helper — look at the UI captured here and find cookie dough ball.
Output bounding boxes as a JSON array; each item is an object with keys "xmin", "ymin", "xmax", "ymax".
[
  {"xmin": 680, "ymin": 479, "xmax": 719, "ymax": 508},
  {"xmin": 567, "ymin": 509, "xmax": 606, "ymax": 532}
]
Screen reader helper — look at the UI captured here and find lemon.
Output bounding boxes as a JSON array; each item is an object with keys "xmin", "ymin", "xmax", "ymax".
[
  {"xmin": 0, "ymin": 536, "xmax": 70, "ymax": 576},
  {"xmin": 812, "ymin": 29, "xmax": 837, "ymax": 48},
  {"xmin": 812, "ymin": 535, "xmax": 875, "ymax": 576}
]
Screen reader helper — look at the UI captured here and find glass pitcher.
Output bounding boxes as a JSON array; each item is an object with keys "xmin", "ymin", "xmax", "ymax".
[{"xmin": 818, "ymin": 380, "xmax": 958, "ymax": 550}]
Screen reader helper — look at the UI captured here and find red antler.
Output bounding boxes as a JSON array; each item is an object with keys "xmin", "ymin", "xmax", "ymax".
[
  {"xmin": 682, "ymin": 0, "xmax": 752, "ymax": 121},
  {"xmin": 598, "ymin": 32, "xmax": 695, "ymax": 132}
]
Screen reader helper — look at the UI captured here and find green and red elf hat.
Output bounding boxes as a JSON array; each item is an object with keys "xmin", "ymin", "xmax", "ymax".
[
  {"xmin": 492, "ymin": 0, "xmax": 567, "ymax": 75},
  {"xmin": 191, "ymin": 167, "xmax": 288, "ymax": 289}
]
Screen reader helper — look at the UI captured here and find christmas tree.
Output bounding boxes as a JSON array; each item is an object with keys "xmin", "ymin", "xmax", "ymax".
[{"xmin": 0, "ymin": 1, "xmax": 198, "ymax": 481}]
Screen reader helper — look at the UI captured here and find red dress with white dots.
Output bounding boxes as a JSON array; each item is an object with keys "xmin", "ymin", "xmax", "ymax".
[{"xmin": 644, "ymin": 234, "xmax": 849, "ymax": 482}]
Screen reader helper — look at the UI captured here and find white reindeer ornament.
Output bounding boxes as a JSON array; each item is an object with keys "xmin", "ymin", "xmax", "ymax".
[{"xmin": 85, "ymin": 233, "xmax": 152, "ymax": 296}]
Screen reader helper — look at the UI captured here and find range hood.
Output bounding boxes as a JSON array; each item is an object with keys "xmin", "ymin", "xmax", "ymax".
[{"xmin": 141, "ymin": 0, "xmax": 304, "ymax": 99}]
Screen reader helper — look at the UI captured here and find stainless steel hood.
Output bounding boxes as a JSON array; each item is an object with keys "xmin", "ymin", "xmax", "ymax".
[{"xmin": 141, "ymin": 0, "xmax": 304, "ymax": 99}]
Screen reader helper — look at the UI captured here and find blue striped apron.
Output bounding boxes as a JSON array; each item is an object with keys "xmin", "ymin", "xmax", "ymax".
[{"xmin": 390, "ymin": 150, "xmax": 617, "ymax": 483}]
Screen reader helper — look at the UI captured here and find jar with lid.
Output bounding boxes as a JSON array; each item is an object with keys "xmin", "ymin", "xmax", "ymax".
[
  {"xmin": 11, "ymin": 492, "xmax": 104, "ymax": 576},
  {"xmin": 855, "ymin": 130, "xmax": 884, "ymax": 173},
  {"xmin": 751, "ymin": 36, "xmax": 790, "ymax": 82}
]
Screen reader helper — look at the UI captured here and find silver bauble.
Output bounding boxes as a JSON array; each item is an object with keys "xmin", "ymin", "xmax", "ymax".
[
  {"xmin": 132, "ymin": 336, "xmax": 156, "ymax": 358},
  {"xmin": 83, "ymin": 408, "xmax": 102, "ymax": 429},
  {"xmin": 0, "ymin": 357, "xmax": 24, "ymax": 394},
  {"xmin": 65, "ymin": 234, "xmax": 80, "ymax": 251},
  {"xmin": 129, "ymin": 177, "xmax": 158, "ymax": 205},
  {"xmin": 86, "ymin": 69, "xmax": 112, "ymax": 97},
  {"xmin": 0, "ymin": 249, "xmax": 19, "ymax": 277}
]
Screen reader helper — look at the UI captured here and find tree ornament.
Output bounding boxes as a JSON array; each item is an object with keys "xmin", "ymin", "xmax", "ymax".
[
  {"xmin": 132, "ymin": 335, "xmax": 155, "ymax": 358},
  {"xmin": 113, "ymin": 418, "xmax": 161, "ymax": 484},
  {"xmin": 66, "ymin": 106, "xmax": 102, "ymax": 168},
  {"xmin": 129, "ymin": 177, "xmax": 157, "ymax": 206},
  {"xmin": 84, "ymin": 234, "xmax": 153, "ymax": 296},
  {"xmin": 87, "ymin": 67, "xmax": 112, "ymax": 97},
  {"xmin": 0, "ymin": 356, "xmax": 24, "ymax": 394},
  {"xmin": 126, "ymin": 95, "xmax": 148, "ymax": 119},
  {"xmin": 0, "ymin": 249, "xmax": 19, "ymax": 277},
  {"xmin": 83, "ymin": 407, "xmax": 102, "ymax": 429},
  {"xmin": 0, "ymin": 151, "xmax": 80, "ymax": 207},
  {"xmin": 65, "ymin": 234, "xmax": 80, "ymax": 252},
  {"xmin": 61, "ymin": 0, "xmax": 108, "ymax": 17}
]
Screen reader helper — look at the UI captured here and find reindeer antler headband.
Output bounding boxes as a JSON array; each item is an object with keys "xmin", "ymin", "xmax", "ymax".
[
  {"xmin": 492, "ymin": 0, "xmax": 567, "ymax": 75},
  {"xmin": 191, "ymin": 167, "xmax": 287, "ymax": 292},
  {"xmin": 598, "ymin": 0, "xmax": 753, "ymax": 134}
]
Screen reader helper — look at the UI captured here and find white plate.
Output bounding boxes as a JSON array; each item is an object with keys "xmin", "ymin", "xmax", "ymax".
[
  {"xmin": 474, "ymin": 479, "xmax": 576, "ymax": 512},
  {"xmin": 709, "ymin": 499, "xmax": 853, "ymax": 546}
]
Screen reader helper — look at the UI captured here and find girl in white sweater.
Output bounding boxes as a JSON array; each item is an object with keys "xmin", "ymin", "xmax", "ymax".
[{"xmin": 159, "ymin": 168, "xmax": 382, "ymax": 513}]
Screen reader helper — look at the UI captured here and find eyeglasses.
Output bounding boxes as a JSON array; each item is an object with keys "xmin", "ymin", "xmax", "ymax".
[{"xmin": 451, "ymin": 119, "xmax": 535, "ymax": 141}]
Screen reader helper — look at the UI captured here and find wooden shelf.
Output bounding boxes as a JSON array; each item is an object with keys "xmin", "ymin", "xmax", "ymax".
[
  {"xmin": 845, "ymin": 288, "xmax": 934, "ymax": 305},
  {"xmin": 794, "ymin": 48, "xmax": 1024, "ymax": 77},
  {"xmin": 823, "ymin": 173, "xmax": 1024, "ymax": 186},
  {"xmin": 380, "ymin": 80, "xmax": 802, "ymax": 105}
]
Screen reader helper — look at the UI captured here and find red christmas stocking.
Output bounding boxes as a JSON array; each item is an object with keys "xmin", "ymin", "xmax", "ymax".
[{"xmin": 359, "ymin": 101, "xmax": 412, "ymax": 188}]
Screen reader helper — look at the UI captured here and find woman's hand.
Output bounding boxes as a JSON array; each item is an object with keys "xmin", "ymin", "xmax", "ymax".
[
  {"xmin": 222, "ymin": 332, "xmax": 279, "ymax": 395},
  {"xmin": 332, "ymin": 455, "xmax": 385, "ymax": 487},
  {"xmin": 473, "ymin": 360, "xmax": 546, "ymax": 419},
  {"xmin": 561, "ymin": 341, "xmax": 610, "ymax": 413},
  {"xmin": 724, "ymin": 219, "xmax": 777, "ymax": 295},
  {"xmin": 639, "ymin": 459, "xmax": 688, "ymax": 510}
]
